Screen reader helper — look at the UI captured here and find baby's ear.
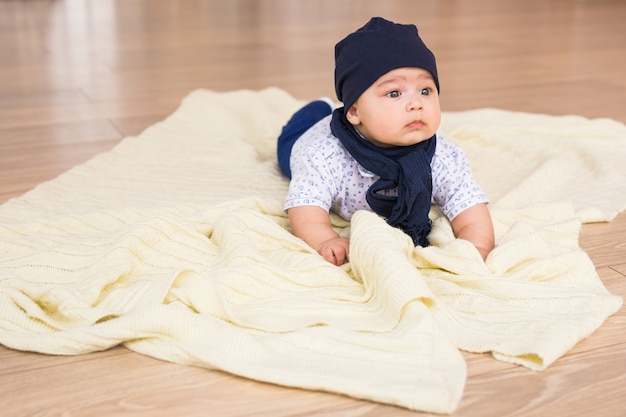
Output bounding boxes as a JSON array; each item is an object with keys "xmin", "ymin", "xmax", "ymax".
[{"xmin": 345, "ymin": 105, "xmax": 360, "ymax": 126}]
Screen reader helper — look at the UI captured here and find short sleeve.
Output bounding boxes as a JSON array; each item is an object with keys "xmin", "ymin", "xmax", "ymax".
[
  {"xmin": 284, "ymin": 117, "xmax": 342, "ymax": 213},
  {"xmin": 431, "ymin": 135, "xmax": 489, "ymax": 220}
]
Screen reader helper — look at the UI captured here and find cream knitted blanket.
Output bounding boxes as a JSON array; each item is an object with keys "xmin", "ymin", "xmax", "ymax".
[{"xmin": 0, "ymin": 88, "xmax": 623, "ymax": 414}]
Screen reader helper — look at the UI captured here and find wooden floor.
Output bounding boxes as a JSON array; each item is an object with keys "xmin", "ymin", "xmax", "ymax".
[{"xmin": 1, "ymin": 0, "xmax": 625, "ymax": 416}]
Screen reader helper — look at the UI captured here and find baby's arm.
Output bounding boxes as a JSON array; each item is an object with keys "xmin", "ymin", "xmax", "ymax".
[
  {"xmin": 450, "ymin": 203, "xmax": 494, "ymax": 260},
  {"xmin": 288, "ymin": 205, "xmax": 350, "ymax": 266}
]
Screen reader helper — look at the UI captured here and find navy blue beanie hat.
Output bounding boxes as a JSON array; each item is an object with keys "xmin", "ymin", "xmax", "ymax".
[{"xmin": 334, "ymin": 17, "xmax": 439, "ymax": 110}]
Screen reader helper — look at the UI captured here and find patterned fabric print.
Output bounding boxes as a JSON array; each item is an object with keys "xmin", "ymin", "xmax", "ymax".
[{"xmin": 284, "ymin": 115, "xmax": 488, "ymax": 221}]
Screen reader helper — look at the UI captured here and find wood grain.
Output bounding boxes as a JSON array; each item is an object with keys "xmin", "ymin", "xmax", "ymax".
[{"xmin": 1, "ymin": 0, "xmax": 625, "ymax": 416}]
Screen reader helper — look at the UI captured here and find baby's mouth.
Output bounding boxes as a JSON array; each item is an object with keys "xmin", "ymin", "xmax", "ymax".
[{"xmin": 407, "ymin": 120, "xmax": 425, "ymax": 129}]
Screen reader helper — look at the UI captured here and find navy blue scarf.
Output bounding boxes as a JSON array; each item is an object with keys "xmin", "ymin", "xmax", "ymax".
[{"xmin": 330, "ymin": 108, "xmax": 436, "ymax": 247}]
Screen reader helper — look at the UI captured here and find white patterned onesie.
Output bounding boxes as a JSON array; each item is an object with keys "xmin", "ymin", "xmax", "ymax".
[{"xmin": 284, "ymin": 115, "xmax": 488, "ymax": 221}]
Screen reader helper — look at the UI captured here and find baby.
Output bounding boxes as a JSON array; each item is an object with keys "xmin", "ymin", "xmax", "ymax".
[{"xmin": 277, "ymin": 17, "xmax": 494, "ymax": 265}]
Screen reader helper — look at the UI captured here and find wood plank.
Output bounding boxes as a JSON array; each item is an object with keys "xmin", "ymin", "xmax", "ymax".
[
  {"xmin": 580, "ymin": 213, "xmax": 626, "ymax": 269},
  {"xmin": 1, "ymin": 0, "xmax": 626, "ymax": 416}
]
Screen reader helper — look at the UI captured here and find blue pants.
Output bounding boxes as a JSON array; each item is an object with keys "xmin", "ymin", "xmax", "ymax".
[{"xmin": 276, "ymin": 100, "xmax": 333, "ymax": 178}]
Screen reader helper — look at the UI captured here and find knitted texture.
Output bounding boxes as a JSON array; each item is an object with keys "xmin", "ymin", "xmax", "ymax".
[
  {"xmin": 0, "ymin": 88, "xmax": 624, "ymax": 414},
  {"xmin": 330, "ymin": 107, "xmax": 436, "ymax": 246}
]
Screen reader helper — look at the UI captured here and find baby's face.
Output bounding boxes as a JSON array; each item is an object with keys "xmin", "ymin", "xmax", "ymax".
[{"xmin": 345, "ymin": 67, "xmax": 441, "ymax": 148}]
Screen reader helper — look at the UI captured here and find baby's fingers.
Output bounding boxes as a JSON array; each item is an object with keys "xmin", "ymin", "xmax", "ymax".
[{"xmin": 318, "ymin": 239, "xmax": 349, "ymax": 266}]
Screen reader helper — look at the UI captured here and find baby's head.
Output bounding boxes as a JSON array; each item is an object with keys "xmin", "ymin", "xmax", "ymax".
[{"xmin": 334, "ymin": 17, "xmax": 439, "ymax": 111}]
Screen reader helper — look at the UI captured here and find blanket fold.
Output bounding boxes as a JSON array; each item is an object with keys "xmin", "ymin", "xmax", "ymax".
[{"xmin": 0, "ymin": 88, "xmax": 624, "ymax": 413}]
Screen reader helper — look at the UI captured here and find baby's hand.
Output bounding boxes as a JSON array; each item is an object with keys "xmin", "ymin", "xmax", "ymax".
[
  {"xmin": 317, "ymin": 237, "xmax": 350, "ymax": 266},
  {"xmin": 287, "ymin": 206, "xmax": 350, "ymax": 266}
]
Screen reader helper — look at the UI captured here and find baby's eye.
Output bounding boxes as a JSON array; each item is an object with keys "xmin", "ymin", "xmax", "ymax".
[
  {"xmin": 386, "ymin": 90, "xmax": 401, "ymax": 98},
  {"xmin": 420, "ymin": 88, "xmax": 431, "ymax": 96}
]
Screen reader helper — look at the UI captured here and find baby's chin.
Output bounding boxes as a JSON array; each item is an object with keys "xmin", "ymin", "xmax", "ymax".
[
  {"xmin": 368, "ymin": 137, "xmax": 432, "ymax": 148},
  {"xmin": 389, "ymin": 134, "xmax": 436, "ymax": 147}
]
